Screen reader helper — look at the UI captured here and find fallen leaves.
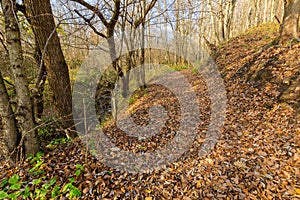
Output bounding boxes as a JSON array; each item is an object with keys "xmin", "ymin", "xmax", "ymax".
[
  {"xmin": 233, "ymin": 160, "xmax": 247, "ymax": 169},
  {"xmin": 1, "ymin": 25, "xmax": 300, "ymax": 199}
]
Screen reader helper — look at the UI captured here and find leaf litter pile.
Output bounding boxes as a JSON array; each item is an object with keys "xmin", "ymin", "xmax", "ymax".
[{"xmin": 0, "ymin": 23, "xmax": 300, "ymax": 199}]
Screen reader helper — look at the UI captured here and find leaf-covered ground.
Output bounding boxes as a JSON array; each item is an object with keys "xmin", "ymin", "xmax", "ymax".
[{"xmin": 0, "ymin": 23, "xmax": 299, "ymax": 199}]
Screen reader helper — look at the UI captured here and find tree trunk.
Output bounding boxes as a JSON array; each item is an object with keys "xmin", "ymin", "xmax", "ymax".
[
  {"xmin": 32, "ymin": 43, "xmax": 47, "ymax": 121},
  {"xmin": 254, "ymin": 0, "xmax": 262, "ymax": 26},
  {"xmin": 24, "ymin": 0, "xmax": 77, "ymax": 137},
  {"xmin": 1, "ymin": 0, "xmax": 39, "ymax": 158},
  {"xmin": 175, "ymin": 0, "xmax": 181, "ymax": 63},
  {"xmin": 263, "ymin": 0, "xmax": 269, "ymax": 22},
  {"xmin": 218, "ymin": 0, "xmax": 225, "ymax": 42},
  {"xmin": 224, "ymin": 0, "xmax": 237, "ymax": 40},
  {"xmin": 139, "ymin": 15, "xmax": 146, "ymax": 89},
  {"xmin": 208, "ymin": 0, "xmax": 220, "ymax": 44},
  {"xmin": 0, "ymin": 71, "xmax": 18, "ymax": 156},
  {"xmin": 279, "ymin": 0, "xmax": 300, "ymax": 41},
  {"xmin": 270, "ymin": 0, "xmax": 277, "ymax": 22},
  {"xmin": 247, "ymin": 7, "xmax": 253, "ymax": 29}
]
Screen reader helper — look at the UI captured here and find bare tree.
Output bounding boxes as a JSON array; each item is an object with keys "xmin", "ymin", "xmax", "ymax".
[
  {"xmin": 70, "ymin": 0, "xmax": 122, "ymax": 74},
  {"xmin": 119, "ymin": 0, "xmax": 157, "ymax": 95},
  {"xmin": 71, "ymin": 0, "xmax": 156, "ymax": 95}
]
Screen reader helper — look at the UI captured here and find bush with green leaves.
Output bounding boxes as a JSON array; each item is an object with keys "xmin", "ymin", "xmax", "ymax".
[
  {"xmin": 0, "ymin": 152, "xmax": 82, "ymax": 199},
  {"xmin": 46, "ymin": 137, "xmax": 71, "ymax": 149}
]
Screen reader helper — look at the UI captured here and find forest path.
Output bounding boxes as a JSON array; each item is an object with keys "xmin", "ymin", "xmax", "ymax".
[{"xmin": 1, "ymin": 23, "xmax": 300, "ymax": 199}]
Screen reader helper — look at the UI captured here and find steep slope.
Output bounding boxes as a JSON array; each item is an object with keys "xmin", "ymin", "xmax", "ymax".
[{"xmin": 216, "ymin": 23, "xmax": 300, "ymax": 111}]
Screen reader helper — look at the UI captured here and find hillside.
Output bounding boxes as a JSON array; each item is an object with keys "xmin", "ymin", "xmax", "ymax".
[
  {"xmin": 0, "ymin": 24, "xmax": 299, "ymax": 199},
  {"xmin": 216, "ymin": 23, "xmax": 300, "ymax": 111}
]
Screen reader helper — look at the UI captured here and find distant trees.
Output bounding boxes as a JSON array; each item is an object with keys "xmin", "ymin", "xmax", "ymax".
[
  {"xmin": 208, "ymin": 0, "xmax": 237, "ymax": 44},
  {"xmin": 70, "ymin": 0, "xmax": 157, "ymax": 97},
  {"xmin": 70, "ymin": 0, "xmax": 123, "ymax": 76},
  {"xmin": 0, "ymin": 0, "xmax": 295, "ymax": 161}
]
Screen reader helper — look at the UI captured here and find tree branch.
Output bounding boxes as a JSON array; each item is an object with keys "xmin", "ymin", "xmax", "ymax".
[
  {"xmin": 16, "ymin": 3, "xmax": 26, "ymax": 14},
  {"xmin": 70, "ymin": 0, "xmax": 109, "ymax": 27},
  {"xmin": 74, "ymin": 9, "xmax": 107, "ymax": 38},
  {"xmin": 109, "ymin": 0, "xmax": 120, "ymax": 27},
  {"xmin": 0, "ymin": 32, "xmax": 9, "ymax": 54},
  {"xmin": 134, "ymin": 0, "xmax": 157, "ymax": 28}
]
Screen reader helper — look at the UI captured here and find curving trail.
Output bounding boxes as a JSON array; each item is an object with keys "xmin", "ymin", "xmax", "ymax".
[{"xmin": 0, "ymin": 24, "xmax": 299, "ymax": 199}]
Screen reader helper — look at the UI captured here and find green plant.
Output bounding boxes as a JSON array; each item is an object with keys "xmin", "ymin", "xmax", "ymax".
[
  {"xmin": 29, "ymin": 160, "xmax": 44, "ymax": 173},
  {"xmin": 46, "ymin": 137, "xmax": 71, "ymax": 149},
  {"xmin": 28, "ymin": 151, "xmax": 44, "ymax": 162},
  {"xmin": 22, "ymin": 186, "xmax": 31, "ymax": 199},
  {"xmin": 38, "ymin": 126, "xmax": 56, "ymax": 138},
  {"xmin": 62, "ymin": 178, "xmax": 81, "ymax": 199},
  {"xmin": 75, "ymin": 164, "xmax": 84, "ymax": 177},
  {"xmin": 51, "ymin": 185, "xmax": 61, "ymax": 198},
  {"xmin": 0, "ymin": 191, "xmax": 8, "ymax": 199},
  {"xmin": 138, "ymin": 145, "xmax": 146, "ymax": 150},
  {"xmin": 31, "ymin": 177, "xmax": 57, "ymax": 200},
  {"xmin": 8, "ymin": 191, "xmax": 22, "ymax": 200},
  {"xmin": 99, "ymin": 113, "xmax": 113, "ymax": 128},
  {"xmin": 192, "ymin": 67, "xmax": 198, "ymax": 75},
  {"xmin": 26, "ymin": 152, "xmax": 46, "ymax": 176},
  {"xmin": 129, "ymin": 93, "xmax": 139, "ymax": 105},
  {"xmin": 0, "ymin": 152, "xmax": 83, "ymax": 199},
  {"xmin": 8, "ymin": 175, "xmax": 21, "ymax": 191},
  {"xmin": 0, "ymin": 174, "xmax": 26, "ymax": 200},
  {"xmin": 0, "ymin": 172, "xmax": 80, "ymax": 200},
  {"xmin": 221, "ymin": 72, "xmax": 227, "ymax": 78},
  {"xmin": 173, "ymin": 65, "xmax": 189, "ymax": 71}
]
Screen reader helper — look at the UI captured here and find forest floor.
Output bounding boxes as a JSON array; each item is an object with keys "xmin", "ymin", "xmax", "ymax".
[{"xmin": 0, "ymin": 23, "xmax": 300, "ymax": 199}]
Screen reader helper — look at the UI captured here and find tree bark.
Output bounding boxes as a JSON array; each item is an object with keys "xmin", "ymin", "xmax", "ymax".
[
  {"xmin": 247, "ymin": 6, "xmax": 253, "ymax": 29},
  {"xmin": 23, "ymin": 0, "xmax": 77, "ymax": 137},
  {"xmin": 279, "ymin": 0, "xmax": 300, "ymax": 41},
  {"xmin": 224, "ymin": 0, "xmax": 237, "ymax": 40},
  {"xmin": 208, "ymin": 0, "xmax": 220, "ymax": 44},
  {"xmin": 254, "ymin": 0, "xmax": 262, "ymax": 26},
  {"xmin": 218, "ymin": 0, "xmax": 225, "ymax": 42},
  {"xmin": 1, "ymin": 0, "xmax": 39, "ymax": 158},
  {"xmin": 32, "ymin": 43, "xmax": 47, "ymax": 121},
  {"xmin": 270, "ymin": 0, "xmax": 277, "ymax": 22},
  {"xmin": 263, "ymin": 0, "xmax": 269, "ymax": 22},
  {"xmin": 0, "ymin": 71, "xmax": 18, "ymax": 156}
]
